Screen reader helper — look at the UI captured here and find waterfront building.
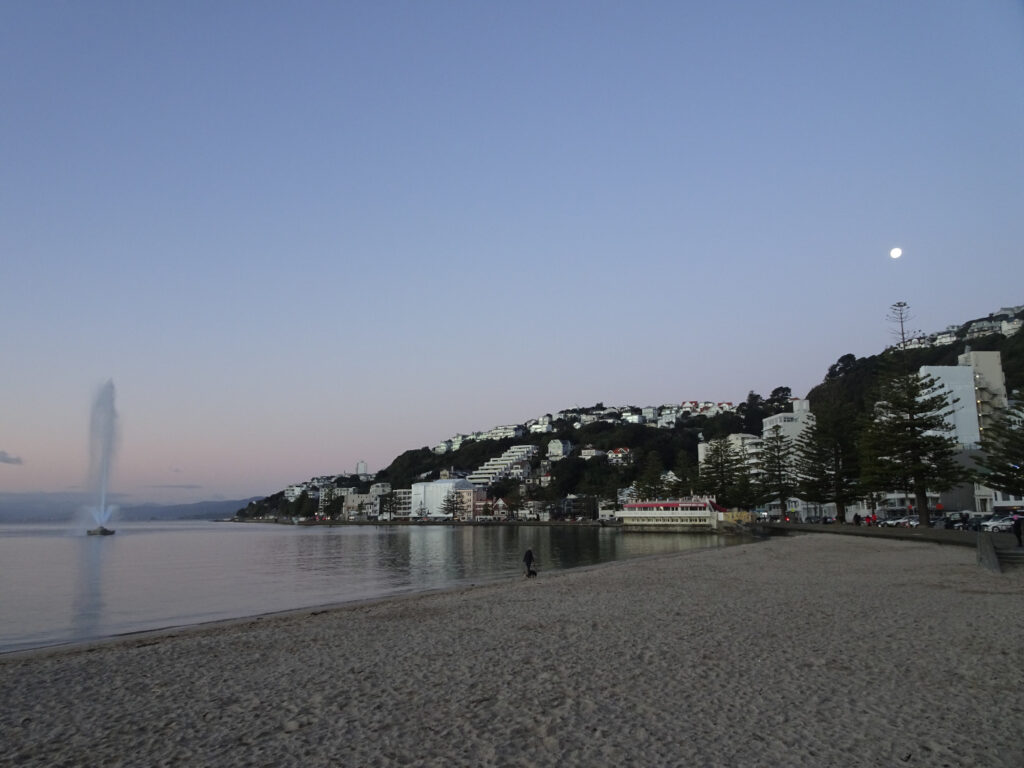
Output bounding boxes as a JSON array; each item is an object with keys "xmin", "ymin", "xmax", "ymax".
[
  {"xmin": 409, "ymin": 478, "xmax": 477, "ymax": 519},
  {"xmin": 619, "ymin": 498, "xmax": 720, "ymax": 530}
]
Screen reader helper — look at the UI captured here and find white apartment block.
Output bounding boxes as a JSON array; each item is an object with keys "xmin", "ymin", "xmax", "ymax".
[
  {"xmin": 547, "ymin": 439, "xmax": 574, "ymax": 461},
  {"xmin": 486, "ymin": 424, "xmax": 525, "ymax": 440},
  {"xmin": 409, "ymin": 478, "xmax": 477, "ymax": 518},
  {"xmin": 466, "ymin": 444, "xmax": 539, "ymax": 488},
  {"xmin": 761, "ymin": 398, "xmax": 815, "ymax": 442},
  {"xmin": 921, "ymin": 350, "xmax": 1007, "ymax": 449},
  {"xmin": 386, "ymin": 488, "xmax": 413, "ymax": 519},
  {"xmin": 284, "ymin": 484, "xmax": 313, "ymax": 502}
]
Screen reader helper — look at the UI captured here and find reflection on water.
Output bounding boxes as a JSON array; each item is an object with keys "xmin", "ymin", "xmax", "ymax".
[
  {"xmin": 0, "ymin": 522, "xmax": 742, "ymax": 653},
  {"xmin": 72, "ymin": 537, "xmax": 105, "ymax": 642}
]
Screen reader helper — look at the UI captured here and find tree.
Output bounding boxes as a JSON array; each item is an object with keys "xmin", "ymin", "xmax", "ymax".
[
  {"xmin": 666, "ymin": 450, "xmax": 697, "ymax": 498},
  {"xmin": 794, "ymin": 385, "xmax": 861, "ymax": 522},
  {"xmin": 634, "ymin": 451, "xmax": 666, "ymax": 500},
  {"xmin": 826, "ymin": 353, "xmax": 857, "ymax": 380},
  {"xmin": 859, "ymin": 369, "xmax": 971, "ymax": 526},
  {"xmin": 757, "ymin": 425, "xmax": 796, "ymax": 517},
  {"xmin": 696, "ymin": 438, "xmax": 748, "ymax": 508},
  {"xmin": 378, "ymin": 491, "xmax": 399, "ymax": 520},
  {"xmin": 737, "ymin": 391, "xmax": 768, "ymax": 435},
  {"xmin": 293, "ymin": 491, "xmax": 317, "ymax": 519},
  {"xmin": 767, "ymin": 386, "xmax": 794, "ymax": 414},
  {"xmin": 440, "ymin": 488, "xmax": 466, "ymax": 519},
  {"xmin": 793, "ymin": 414, "xmax": 860, "ymax": 522},
  {"xmin": 503, "ymin": 491, "xmax": 524, "ymax": 519},
  {"xmin": 975, "ymin": 406, "xmax": 1024, "ymax": 497}
]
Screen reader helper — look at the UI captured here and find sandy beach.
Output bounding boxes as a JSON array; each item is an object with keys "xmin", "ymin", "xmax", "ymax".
[{"xmin": 2, "ymin": 534, "xmax": 1022, "ymax": 767}]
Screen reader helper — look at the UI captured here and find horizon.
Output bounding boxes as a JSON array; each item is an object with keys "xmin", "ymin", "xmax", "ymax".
[{"xmin": 3, "ymin": 1, "xmax": 1022, "ymax": 504}]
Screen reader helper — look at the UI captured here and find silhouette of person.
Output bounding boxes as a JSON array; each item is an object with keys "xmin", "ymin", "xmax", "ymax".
[
  {"xmin": 523, "ymin": 548, "xmax": 535, "ymax": 574},
  {"xmin": 1012, "ymin": 515, "xmax": 1022, "ymax": 548}
]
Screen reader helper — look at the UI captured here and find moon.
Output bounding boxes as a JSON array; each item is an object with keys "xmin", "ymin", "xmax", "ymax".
[{"xmin": 890, "ymin": 247, "xmax": 902, "ymax": 259}]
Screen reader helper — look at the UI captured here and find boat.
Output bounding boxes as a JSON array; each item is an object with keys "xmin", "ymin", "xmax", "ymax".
[{"xmin": 87, "ymin": 526, "xmax": 116, "ymax": 536}]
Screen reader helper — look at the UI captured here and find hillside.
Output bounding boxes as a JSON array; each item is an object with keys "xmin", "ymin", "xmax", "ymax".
[{"xmin": 246, "ymin": 306, "xmax": 1022, "ymax": 515}]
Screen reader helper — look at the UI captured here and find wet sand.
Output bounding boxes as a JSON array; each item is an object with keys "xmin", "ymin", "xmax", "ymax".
[{"xmin": 2, "ymin": 535, "xmax": 1022, "ymax": 767}]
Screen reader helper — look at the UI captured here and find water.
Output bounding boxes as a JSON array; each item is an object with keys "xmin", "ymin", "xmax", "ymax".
[{"xmin": 0, "ymin": 521, "xmax": 737, "ymax": 653}]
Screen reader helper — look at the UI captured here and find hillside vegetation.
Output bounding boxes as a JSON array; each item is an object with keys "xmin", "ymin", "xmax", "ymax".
[{"xmin": 246, "ymin": 313, "xmax": 1021, "ymax": 515}]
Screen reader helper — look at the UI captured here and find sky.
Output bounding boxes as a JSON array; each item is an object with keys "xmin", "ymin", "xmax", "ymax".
[{"xmin": 2, "ymin": 1, "xmax": 1023, "ymax": 506}]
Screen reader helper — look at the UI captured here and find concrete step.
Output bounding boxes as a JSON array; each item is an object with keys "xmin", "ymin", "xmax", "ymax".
[{"xmin": 995, "ymin": 549, "xmax": 1024, "ymax": 569}]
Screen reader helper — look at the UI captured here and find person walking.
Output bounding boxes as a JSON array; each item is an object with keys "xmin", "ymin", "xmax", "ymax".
[
  {"xmin": 1012, "ymin": 514, "xmax": 1022, "ymax": 548},
  {"xmin": 523, "ymin": 548, "xmax": 535, "ymax": 575}
]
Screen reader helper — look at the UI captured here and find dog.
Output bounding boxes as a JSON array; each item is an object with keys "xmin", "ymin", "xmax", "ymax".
[{"xmin": 525, "ymin": 568, "xmax": 537, "ymax": 578}]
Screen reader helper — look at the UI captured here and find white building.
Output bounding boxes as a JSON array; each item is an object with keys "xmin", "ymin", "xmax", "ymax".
[
  {"xmin": 466, "ymin": 444, "xmax": 538, "ymax": 487},
  {"xmin": 409, "ymin": 478, "xmax": 477, "ymax": 519},
  {"xmin": 761, "ymin": 398, "xmax": 814, "ymax": 442},
  {"xmin": 619, "ymin": 498, "xmax": 719, "ymax": 530},
  {"xmin": 547, "ymin": 439, "xmax": 574, "ymax": 461},
  {"xmin": 921, "ymin": 350, "xmax": 1007, "ymax": 449},
  {"xmin": 486, "ymin": 424, "xmax": 525, "ymax": 440}
]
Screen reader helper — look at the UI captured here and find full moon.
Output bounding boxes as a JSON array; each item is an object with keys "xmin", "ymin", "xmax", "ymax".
[{"xmin": 890, "ymin": 247, "xmax": 902, "ymax": 259}]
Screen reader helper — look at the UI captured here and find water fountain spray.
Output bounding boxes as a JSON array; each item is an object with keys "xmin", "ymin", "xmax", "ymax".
[{"xmin": 86, "ymin": 380, "xmax": 118, "ymax": 531}]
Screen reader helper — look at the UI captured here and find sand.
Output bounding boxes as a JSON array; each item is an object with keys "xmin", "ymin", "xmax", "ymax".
[{"xmin": 2, "ymin": 535, "xmax": 1022, "ymax": 767}]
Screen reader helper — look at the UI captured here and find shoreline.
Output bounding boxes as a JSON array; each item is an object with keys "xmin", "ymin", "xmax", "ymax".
[{"xmin": 3, "ymin": 535, "xmax": 1022, "ymax": 766}]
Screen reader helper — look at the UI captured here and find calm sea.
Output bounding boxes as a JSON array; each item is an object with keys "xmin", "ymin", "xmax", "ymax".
[{"xmin": 0, "ymin": 520, "xmax": 735, "ymax": 653}]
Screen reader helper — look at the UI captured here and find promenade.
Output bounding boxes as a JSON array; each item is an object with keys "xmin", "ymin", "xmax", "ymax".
[{"xmin": 763, "ymin": 520, "xmax": 1020, "ymax": 550}]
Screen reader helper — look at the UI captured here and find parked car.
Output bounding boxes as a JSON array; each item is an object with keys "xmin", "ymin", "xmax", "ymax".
[
  {"xmin": 981, "ymin": 515, "xmax": 1014, "ymax": 533},
  {"xmin": 966, "ymin": 514, "xmax": 992, "ymax": 531}
]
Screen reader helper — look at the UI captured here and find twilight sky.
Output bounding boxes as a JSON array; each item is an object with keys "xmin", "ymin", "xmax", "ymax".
[{"xmin": 2, "ymin": 1, "xmax": 1022, "ymax": 505}]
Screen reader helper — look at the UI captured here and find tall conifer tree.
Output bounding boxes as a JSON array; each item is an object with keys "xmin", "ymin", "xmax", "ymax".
[
  {"xmin": 758, "ymin": 425, "xmax": 796, "ymax": 517},
  {"xmin": 859, "ymin": 369, "xmax": 969, "ymax": 526},
  {"xmin": 794, "ymin": 388, "xmax": 861, "ymax": 522},
  {"xmin": 975, "ymin": 406, "xmax": 1024, "ymax": 497}
]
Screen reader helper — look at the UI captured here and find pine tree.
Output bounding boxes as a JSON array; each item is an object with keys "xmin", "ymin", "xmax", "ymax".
[
  {"xmin": 440, "ymin": 488, "xmax": 466, "ymax": 519},
  {"xmin": 859, "ymin": 369, "xmax": 971, "ymax": 526},
  {"xmin": 757, "ymin": 425, "xmax": 796, "ymax": 517},
  {"xmin": 975, "ymin": 406, "xmax": 1024, "ymax": 497},
  {"xmin": 793, "ymin": 392, "xmax": 861, "ymax": 522},
  {"xmin": 696, "ymin": 438, "xmax": 746, "ymax": 508},
  {"xmin": 378, "ymin": 491, "xmax": 398, "ymax": 520},
  {"xmin": 634, "ymin": 451, "xmax": 666, "ymax": 500}
]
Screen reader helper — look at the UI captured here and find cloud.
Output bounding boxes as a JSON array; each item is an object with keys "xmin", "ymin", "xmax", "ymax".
[{"xmin": 0, "ymin": 451, "xmax": 23, "ymax": 465}]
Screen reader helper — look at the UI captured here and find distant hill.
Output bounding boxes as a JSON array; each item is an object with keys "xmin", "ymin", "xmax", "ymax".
[
  {"xmin": 0, "ymin": 494, "xmax": 261, "ymax": 523},
  {"xmin": 117, "ymin": 499, "xmax": 263, "ymax": 522}
]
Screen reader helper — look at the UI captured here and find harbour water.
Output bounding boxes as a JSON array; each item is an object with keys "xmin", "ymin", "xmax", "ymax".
[{"xmin": 0, "ymin": 520, "xmax": 737, "ymax": 653}]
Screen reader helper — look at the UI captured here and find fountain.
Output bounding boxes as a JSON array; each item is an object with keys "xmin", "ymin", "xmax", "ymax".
[{"xmin": 85, "ymin": 380, "xmax": 118, "ymax": 535}]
